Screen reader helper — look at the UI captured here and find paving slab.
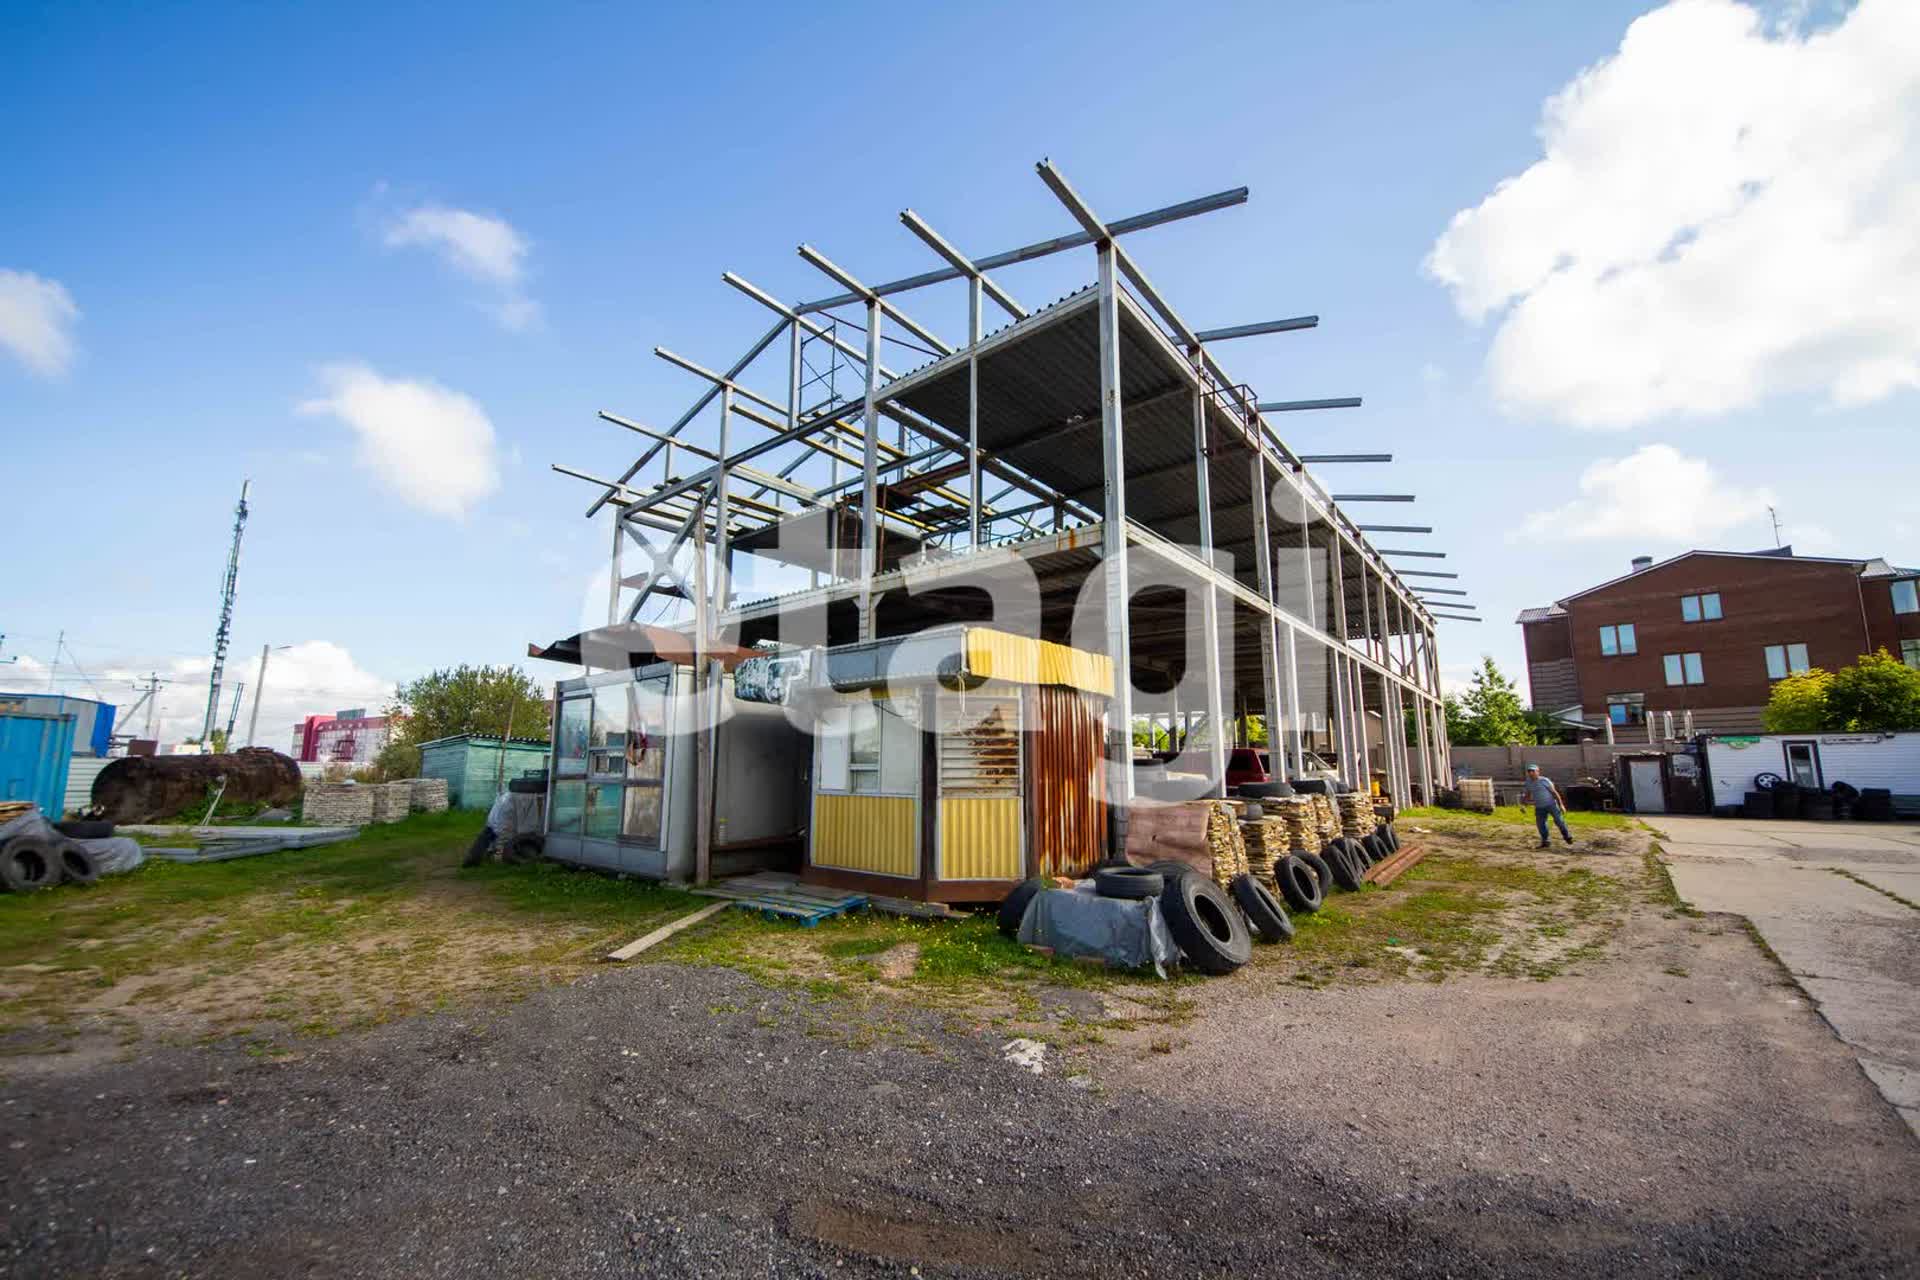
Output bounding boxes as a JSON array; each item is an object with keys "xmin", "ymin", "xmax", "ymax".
[{"xmin": 1652, "ymin": 815, "xmax": 1920, "ymax": 1139}]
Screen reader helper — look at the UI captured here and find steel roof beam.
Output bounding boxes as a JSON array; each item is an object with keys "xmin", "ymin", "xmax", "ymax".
[
  {"xmin": 1257, "ymin": 397, "xmax": 1363, "ymax": 413},
  {"xmin": 1381, "ymin": 549, "xmax": 1447, "ymax": 559},
  {"xmin": 1299, "ymin": 453, "xmax": 1392, "ymax": 463},
  {"xmin": 796, "ymin": 245, "xmax": 953, "ymax": 356},
  {"xmin": 1357, "ymin": 524, "xmax": 1432, "ymax": 533},
  {"xmin": 898, "ymin": 209, "xmax": 1026, "ymax": 321},
  {"xmin": 721, "ymin": 272, "xmax": 898, "ymax": 380},
  {"xmin": 652, "ymin": 348, "xmax": 788, "ymax": 419},
  {"xmin": 1416, "ymin": 588, "xmax": 1470, "ymax": 596},
  {"xmin": 1192, "ymin": 316, "xmax": 1319, "ymax": 342},
  {"xmin": 1396, "ymin": 569, "xmax": 1459, "ymax": 579},
  {"xmin": 1332, "ymin": 494, "xmax": 1415, "ymax": 502}
]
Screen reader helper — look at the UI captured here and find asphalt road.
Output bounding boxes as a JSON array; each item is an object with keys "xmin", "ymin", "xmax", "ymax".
[
  {"xmin": 1654, "ymin": 815, "xmax": 1920, "ymax": 1137},
  {"xmin": 6, "ymin": 944, "xmax": 1920, "ymax": 1279}
]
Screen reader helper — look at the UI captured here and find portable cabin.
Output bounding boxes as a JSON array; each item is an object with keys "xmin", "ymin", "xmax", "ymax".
[
  {"xmin": 796, "ymin": 625, "xmax": 1113, "ymax": 904},
  {"xmin": 418, "ymin": 733, "xmax": 553, "ymax": 808},
  {"xmin": 543, "ymin": 661, "xmax": 808, "ymax": 881}
]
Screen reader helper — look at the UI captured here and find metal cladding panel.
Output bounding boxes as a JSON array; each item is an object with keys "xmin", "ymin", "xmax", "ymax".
[
  {"xmin": 963, "ymin": 628, "xmax": 1115, "ymax": 697},
  {"xmin": 812, "ymin": 793, "xmax": 917, "ymax": 878},
  {"xmin": 0, "ymin": 712, "xmax": 76, "ymax": 816},
  {"xmin": 1028, "ymin": 686, "xmax": 1107, "ymax": 879},
  {"xmin": 939, "ymin": 797, "xmax": 1022, "ymax": 881}
]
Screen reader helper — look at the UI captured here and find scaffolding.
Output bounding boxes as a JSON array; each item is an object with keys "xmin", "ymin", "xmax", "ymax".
[{"xmin": 549, "ymin": 160, "xmax": 1453, "ymax": 872}]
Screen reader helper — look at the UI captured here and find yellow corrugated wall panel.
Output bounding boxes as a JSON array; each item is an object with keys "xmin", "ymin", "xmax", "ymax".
[
  {"xmin": 813, "ymin": 793, "xmax": 917, "ymax": 878},
  {"xmin": 940, "ymin": 796, "xmax": 1023, "ymax": 880},
  {"xmin": 964, "ymin": 628, "xmax": 1114, "ymax": 697}
]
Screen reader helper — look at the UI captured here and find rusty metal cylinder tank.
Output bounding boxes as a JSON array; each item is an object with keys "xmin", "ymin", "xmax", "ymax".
[{"xmin": 90, "ymin": 749, "xmax": 303, "ymax": 823}]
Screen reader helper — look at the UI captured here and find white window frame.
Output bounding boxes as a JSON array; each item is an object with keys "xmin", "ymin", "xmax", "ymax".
[
  {"xmin": 1894, "ymin": 580, "xmax": 1919, "ymax": 615},
  {"xmin": 1599, "ymin": 623, "xmax": 1637, "ymax": 656},
  {"xmin": 1664, "ymin": 652, "xmax": 1705, "ymax": 686},
  {"xmin": 1764, "ymin": 643, "xmax": 1810, "ymax": 680}
]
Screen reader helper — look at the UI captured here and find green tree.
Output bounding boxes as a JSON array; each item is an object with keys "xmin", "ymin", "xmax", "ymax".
[
  {"xmin": 1445, "ymin": 656, "xmax": 1538, "ymax": 746},
  {"xmin": 373, "ymin": 664, "xmax": 551, "ymax": 780},
  {"xmin": 1762, "ymin": 668, "xmax": 1834, "ymax": 733},
  {"xmin": 1825, "ymin": 650, "xmax": 1920, "ymax": 731}
]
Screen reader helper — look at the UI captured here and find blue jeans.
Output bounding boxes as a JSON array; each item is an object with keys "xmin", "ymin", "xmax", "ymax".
[{"xmin": 1535, "ymin": 803, "xmax": 1570, "ymax": 843}]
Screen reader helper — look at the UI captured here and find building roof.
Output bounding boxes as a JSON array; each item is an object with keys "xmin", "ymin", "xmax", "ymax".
[{"xmin": 1524, "ymin": 547, "xmax": 1902, "ymax": 616}]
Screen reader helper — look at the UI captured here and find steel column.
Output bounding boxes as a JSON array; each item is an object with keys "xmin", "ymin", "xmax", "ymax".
[
  {"xmin": 860, "ymin": 299, "xmax": 882, "ymax": 641},
  {"xmin": 1192, "ymin": 365, "xmax": 1226, "ymax": 796},
  {"xmin": 1097, "ymin": 243, "xmax": 1135, "ymax": 818}
]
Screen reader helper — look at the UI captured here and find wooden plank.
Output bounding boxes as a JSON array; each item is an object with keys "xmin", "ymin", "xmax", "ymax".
[
  {"xmin": 1366, "ymin": 843, "xmax": 1427, "ymax": 887},
  {"xmin": 604, "ymin": 901, "xmax": 730, "ymax": 962}
]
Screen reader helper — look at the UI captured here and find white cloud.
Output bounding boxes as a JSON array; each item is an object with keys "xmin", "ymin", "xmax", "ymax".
[
  {"xmin": 0, "ymin": 269, "xmax": 80, "ymax": 377},
  {"xmin": 382, "ymin": 203, "xmax": 539, "ymax": 332},
  {"xmin": 298, "ymin": 363, "xmax": 501, "ymax": 518},
  {"xmin": 1518, "ymin": 444, "xmax": 1773, "ymax": 543},
  {"xmin": 1426, "ymin": 0, "xmax": 1920, "ymax": 427},
  {"xmin": 97, "ymin": 641, "xmax": 394, "ymax": 747}
]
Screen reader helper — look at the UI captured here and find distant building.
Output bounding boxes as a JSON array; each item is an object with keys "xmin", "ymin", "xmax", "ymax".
[
  {"xmin": 1519, "ymin": 547, "xmax": 1920, "ymax": 737},
  {"xmin": 290, "ymin": 708, "xmax": 392, "ymax": 765}
]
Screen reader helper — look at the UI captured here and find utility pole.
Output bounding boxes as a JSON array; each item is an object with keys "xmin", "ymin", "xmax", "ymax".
[
  {"xmin": 1768, "ymin": 505, "xmax": 1783, "ymax": 547},
  {"xmin": 145, "ymin": 672, "xmax": 163, "ymax": 738},
  {"xmin": 45, "ymin": 630, "xmax": 63, "ymax": 691},
  {"xmin": 245, "ymin": 644, "xmax": 271, "ymax": 748}
]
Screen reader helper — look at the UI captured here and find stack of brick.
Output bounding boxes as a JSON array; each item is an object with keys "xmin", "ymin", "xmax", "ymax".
[
  {"xmin": 1238, "ymin": 815, "xmax": 1288, "ymax": 885},
  {"xmin": 1309, "ymin": 794, "xmax": 1339, "ymax": 842},
  {"xmin": 368, "ymin": 781, "xmax": 413, "ymax": 824},
  {"xmin": 407, "ymin": 777, "xmax": 449, "ymax": 813},
  {"xmin": 1271, "ymin": 795, "xmax": 1322, "ymax": 854},
  {"xmin": 1205, "ymin": 800, "xmax": 1248, "ymax": 887},
  {"xmin": 1336, "ymin": 791, "xmax": 1377, "ymax": 839},
  {"xmin": 303, "ymin": 783, "xmax": 374, "ymax": 826}
]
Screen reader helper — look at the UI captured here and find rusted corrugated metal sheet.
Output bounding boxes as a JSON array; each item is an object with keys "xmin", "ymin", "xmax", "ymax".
[
  {"xmin": 813, "ymin": 793, "xmax": 917, "ymax": 878},
  {"xmin": 1029, "ymin": 685, "xmax": 1107, "ymax": 879}
]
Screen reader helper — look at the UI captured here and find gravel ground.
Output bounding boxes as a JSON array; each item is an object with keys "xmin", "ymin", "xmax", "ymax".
[{"xmin": 5, "ymin": 849, "xmax": 1920, "ymax": 1277}]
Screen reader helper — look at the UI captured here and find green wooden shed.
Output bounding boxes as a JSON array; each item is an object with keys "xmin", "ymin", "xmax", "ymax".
[{"xmin": 417, "ymin": 734, "xmax": 551, "ymax": 809}]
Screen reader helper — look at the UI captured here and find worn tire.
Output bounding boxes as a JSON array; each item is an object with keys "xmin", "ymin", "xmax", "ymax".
[
  {"xmin": 1297, "ymin": 851, "xmax": 1334, "ymax": 894},
  {"xmin": 58, "ymin": 843, "xmax": 100, "ymax": 886},
  {"xmin": 1381, "ymin": 823, "xmax": 1400, "ymax": 853},
  {"xmin": 1146, "ymin": 858, "xmax": 1200, "ymax": 883},
  {"xmin": 1161, "ymin": 873, "xmax": 1253, "ymax": 975},
  {"xmin": 1364, "ymin": 832, "xmax": 1390, "ymax": 864},
  {"xmin": 1, "ymin": 836, "xmax": 62, "ymax": 892},
  {"xmin": 506, "ymin": 777, "xmax": 547, "ymax": 795},
  {"xmin": 1274, "ymin": 855, "xmax": 1323, "ymax": 913},
  {"xmin": 54, "ymin": 819, "xmax": 114, "ymax": 839},
  {"xmin": 1095, "ymin": 866, "xmax": 1164, "ymax": 900},
  {"xmin": 1327, "ymin": 843, "xmax": 1365, "ymax": 892},
  {"xmin": 505, "ymin": 834, "xmax": 545, "ymax": 865},
  {"xmin": 997, "ymin": 877, "xmax": 1048, "ymax": 939},
  {"xmin": 1239, "ymin": 781, "xmax": 1296, "ymax": 800},
  {"xmin": 1230, "ymin": 873, "xmax": 1294, "ymax": 942}
]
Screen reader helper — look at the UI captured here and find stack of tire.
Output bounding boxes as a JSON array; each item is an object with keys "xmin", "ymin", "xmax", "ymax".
[{"xmin": 0, "ymin": 818, "xmax": 114, "ymax": 893}]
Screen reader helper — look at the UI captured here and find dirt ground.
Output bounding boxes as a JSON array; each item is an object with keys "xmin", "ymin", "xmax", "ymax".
[{"xmin": 4, "ymin": 814, "xmax": 1919, "ymax": 1276}]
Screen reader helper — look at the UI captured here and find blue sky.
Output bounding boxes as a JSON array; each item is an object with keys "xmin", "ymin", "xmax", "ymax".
[{"xmin": 3, "ymin": 0, "xmax": 1914, "ymax": 738}]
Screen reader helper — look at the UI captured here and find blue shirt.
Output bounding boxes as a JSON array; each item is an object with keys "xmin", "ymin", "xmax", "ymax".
[{"xmin": 1523, "ymin": 776, "xmax": 1559, "ymax": 808}]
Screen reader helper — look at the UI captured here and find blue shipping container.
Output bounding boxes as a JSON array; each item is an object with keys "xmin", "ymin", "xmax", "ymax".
[{"xmin": 0, "ymin": 712, "xmax": 77, "ymax": 816}]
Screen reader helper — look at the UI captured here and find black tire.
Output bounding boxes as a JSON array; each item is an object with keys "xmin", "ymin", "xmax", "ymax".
[
  {"xmin": 1146, "ymin": 858, "xmax": 1200, "ymax": 882},
  {"xmin": 1291, "ymin": 779, "xmax": 1331, "ymax": 795},
  {"xmin": 1328, "ymin": 835, "xmax": 1364, "ymax": 866},
  {"xmin": 1095, "ymin": 866, "xmax": 1164, "ymax": 900},
  {"xmin": 1753, "ymin": 772, "xmax": 1783, "ymax": 791},
  {"xmin": 1239, "ymin": 781, "xmax": 1296, "ymax": 800},
  {"xmin": 1380, "ymin": 823, "xmax": 1399, "ymax": 854},
  {"xmin": 1297, "ymin": 851, "xmax": 1334, "ymax": 894},
  {"xmin": 1230, "ymin": 874, "xmax": 1294, "ymax": 943},
  {"xmin": 1, "ymin": 836, "xmax": 62, "ymax": 893},
  {"xmin": 461, "ymin": 827, "xmax": 496, "ymax": 868},
  {"xmin": 1161, "ymin": 873, "xmax": 1253, "ymax": 975},
  {"xmin": 504, "ymin": 834, "xmax": 545, "ymax": 865},
  {"xmin": 997, "ymin": 877, "xmax": 1048, "ymax": 939},
  {"xmin": 54, "ymin": 819, "xmax": 114, "ymax": 839},
  {"xmin": 506, "ymin": 777, "xmax": 547, "ymax": 795},
  {"xmin": 58, "ymin": 843, "xmax": 99, "ymax": 886},
  {"xmin": 1327, "ymin": 843, "xmax": 1365, "ymax": 892},
  {"xmin": 1364, "ymin": 832, "xmax": 1390, "ymax": 864},
  {"xmin": 1274, "ymin": 855, "xmax": 1324, "ymax": 913}
]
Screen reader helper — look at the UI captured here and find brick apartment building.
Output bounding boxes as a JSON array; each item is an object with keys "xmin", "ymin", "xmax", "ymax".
[{"xmin": 1518, "ymin": 547, "xmax": 1920, "ymax": 736}]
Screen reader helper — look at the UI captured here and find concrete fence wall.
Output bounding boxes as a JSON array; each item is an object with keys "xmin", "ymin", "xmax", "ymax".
[{"xmin": 1452, "ymin": 742, "xmax": 1689, "ymax": 781}]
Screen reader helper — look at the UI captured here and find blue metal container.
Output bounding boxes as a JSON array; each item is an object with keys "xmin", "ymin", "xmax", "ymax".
[{"xmin": 0, "ymin": 711, "xmax": 77, "ymax": 817}]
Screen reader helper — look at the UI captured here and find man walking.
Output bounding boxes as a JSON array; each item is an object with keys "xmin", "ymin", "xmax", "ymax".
[{"xmin": 1521, "ymin": 764, "xmax": 1573, "ymax": 849}]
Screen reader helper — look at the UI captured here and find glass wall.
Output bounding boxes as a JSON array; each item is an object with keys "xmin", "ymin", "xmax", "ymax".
[{"xmin": 550, "ymin": 670, "xmax": 675, "ymax": 848}]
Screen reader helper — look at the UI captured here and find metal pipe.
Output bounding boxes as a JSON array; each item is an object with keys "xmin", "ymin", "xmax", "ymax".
[
  {"xmin": 1192, "ymin": 316, "xmax": 1318, "ymax": 342},
  {"xmin": 1257, "ymin": 397, "xmax": 1363, "ymax": 413},
  {"xmin": 1331, "ymin": 494, "xmax": 1415, "ymax": 502},
  {"xmin": 1380, "ymin": 549, "xmax": 1446, "ymax": 558},
  {"xmin": 1396, "ymin": 569, "xmax": 1459, "ymax": 579},
  {"xmin": 1356, "ymin": 524, "xmax": 1432, "ymax": 533},
  {"xmin": 1299, "ymin": 454, "xmax": 1391, "ymax": 464}
]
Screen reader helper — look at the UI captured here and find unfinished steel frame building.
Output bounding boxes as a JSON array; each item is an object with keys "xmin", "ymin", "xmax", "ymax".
[{"xmin": 553, "ymin": 160, "xmax": 1450, "ymax": 857}]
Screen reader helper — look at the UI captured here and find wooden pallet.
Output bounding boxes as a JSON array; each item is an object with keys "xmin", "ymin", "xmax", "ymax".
[{"xmin": 691, "ymin": 872, "xmax": 869, "ymax": 927}]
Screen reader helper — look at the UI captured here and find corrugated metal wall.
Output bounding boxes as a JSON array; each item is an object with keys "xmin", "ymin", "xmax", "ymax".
[
  {"xmin": 939, "ymin": 796, "xmax": 1022, "ymax": 879},
  {"xmin": 813, "ymin": 793, "xmax": 917, "ymax": 877},
  {"xmin": 1029, "ymin": 686, "xmax": 1107, "ymax": 879},
  {"xmin": 935, "ymin": 690, "xmax": 1022, "ymax": 880}
]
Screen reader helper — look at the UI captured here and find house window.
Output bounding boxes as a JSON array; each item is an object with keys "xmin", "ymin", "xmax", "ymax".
[
  {"xmin": 1902, "ymin": 638, "xmax": 1920, "ymax": 670},
  {"xmin": 1599, "ymin": 623, "xmax": 1637, "ymax": 656},
  {"xmin": 1663, "ymin": 652, "xmax": 1705, "ymax": 686},
  {"xmin": 1895, "ymin": 580, "xmax": 1919, "ymax": 615},
  {"xmin": 819, "ymin": 697, "xmax": 919, "ymax": 796},
  {"xmin": 1764, "ymin": 643, "xmax": 1810, "ymax": 680},
  {"xmin": 1680, "ymin": 593, "xmax": 1722, "ymax": 622},
  {"xmin": 1606, "ymin": 694, "xmax": 1645, "ymax": 726}
]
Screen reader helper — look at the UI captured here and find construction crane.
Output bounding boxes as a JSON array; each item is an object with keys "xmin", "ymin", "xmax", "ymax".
[
  {"xmin": 201, "ymin": 479, "xmax": 251, "ymax": 743},
  {"xmin": 222, "ymin": 681, "xmax": 246, "ymax": 749}
]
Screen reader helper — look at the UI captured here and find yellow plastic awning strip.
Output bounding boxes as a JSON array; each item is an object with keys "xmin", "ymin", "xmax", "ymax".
[{"xmin": 963, "ymin": 627, "xmax": 1113, "ymax": 698}]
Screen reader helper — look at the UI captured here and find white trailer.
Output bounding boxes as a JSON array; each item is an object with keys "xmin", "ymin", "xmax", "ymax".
[{"xmin": 1702, "ymin": 732, "xmax": 1920, "ymax": 814}]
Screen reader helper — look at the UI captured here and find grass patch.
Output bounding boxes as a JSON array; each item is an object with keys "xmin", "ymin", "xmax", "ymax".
[
  {"xmin": 1832, "ymin": 868, "xmax": 1920, "ymax": 913},
  {"xmin": 1398, "ymin": 804, "xmax": 1635, "ymax": 831}
]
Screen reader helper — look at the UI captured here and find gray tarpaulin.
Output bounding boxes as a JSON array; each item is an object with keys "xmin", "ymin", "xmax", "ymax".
[
  {"xmin": 1017, "ymin": 882, "xmax": 1177, "ymax": 978},
  {"xmin": 0, "ymin": 807, "xmax": 146, "ymax": 877}
]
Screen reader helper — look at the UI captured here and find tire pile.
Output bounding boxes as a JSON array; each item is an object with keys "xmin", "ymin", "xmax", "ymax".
[
  {"xmin": 0, "ymin": 809, "xmax": 127, "ymax": 894},
  {"xmin": 1739, "ymin": 774, "xmax": 1897, "ymax": 822},
  {"xmin": 995, "ymin": 816, "xmax": 1406, "ymax": 978}
]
